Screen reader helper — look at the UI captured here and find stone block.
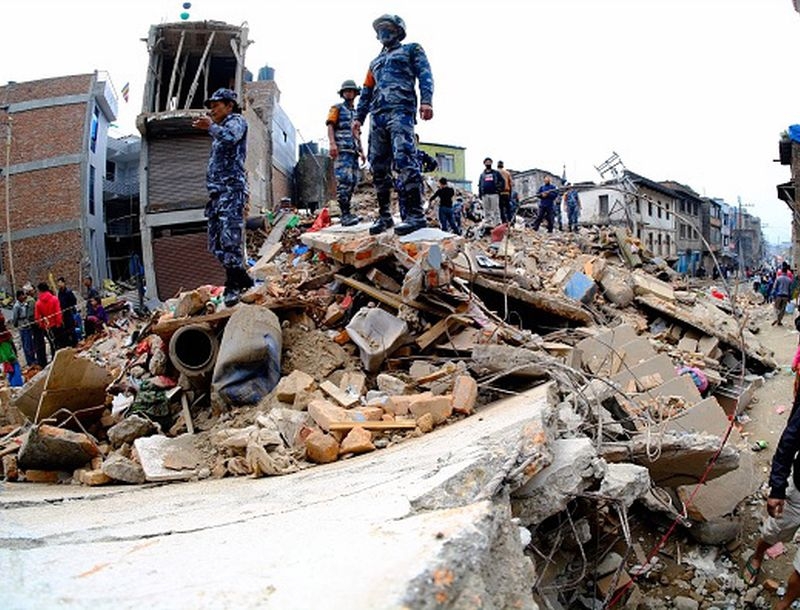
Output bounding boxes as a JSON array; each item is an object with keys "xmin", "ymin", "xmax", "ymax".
[
  {"xmin": 18, "ymin": 425, "xmax": 99, "ymax": 472},
  {"xmin": 631, "ymin": 270, "xmax": 674, "ymax": 301},
  {"xmin": 339, "ymin": 371, "xmax": 366, "ymax": 397},
  {"xmin": 376, "ymin": 374, "xmax": 411, "ymax": 396},
  {"xmin": 23, "ymin": 469, "xmax": 61, "ymax": 483},
  {"xmin": 386, "ymin": 393, "xmax": 424, "ymax": 416},
  {"xmin": 108, "ymin": 415, "xmax": 156, "ymax": 448},
  {"xmin": 275, "ymin": 370, "xmax": 315, "ymax": 403},
  {"xmin": 102, "ymin": 453, "xmax": 146, "ymax": 484},
  {"xmin": 305, "ymin": 430, "xmax": 340, "ymax": 464},
  {"xmin": 451, "ymin": 375, "xmax": 478, "ymax": 415},
  {"xmin": 599, "ymin": 268, "xmax": 634, "ymax": 307},
  {"xmin": 76, "ymin": 468, "xmax": 112, "ymax": 486},
  {"xmin": 408, "ymin": 394, "xmax": 453, "ymax": 425},
  {"xmin": 349, "ymin": 406, "xmax": 385, "ymax": 422},
  {"xmin": 339, "ymin": 426, "xmax": 375, "ymax": 455},
  {"xmin": 308, "ymin": 399, "xmax": 348, "ymax": 432},
  {"xmin": 3, "ymin": 454, "xmax": 18, "ymax": 480}
]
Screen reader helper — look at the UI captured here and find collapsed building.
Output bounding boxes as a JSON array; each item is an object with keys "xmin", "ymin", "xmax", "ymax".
[
  {"xmin": 137, "ymin": 20, "xmax": 296, "ymax": 301},
  {"xmin": 0, "ymin": 167, "xmax": 779, "ymax": 607}
]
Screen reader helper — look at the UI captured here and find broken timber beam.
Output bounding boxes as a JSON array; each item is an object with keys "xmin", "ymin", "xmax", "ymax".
[{"xmin": 334, "ymin": 274, "xmax": 447, "ymax": 316}]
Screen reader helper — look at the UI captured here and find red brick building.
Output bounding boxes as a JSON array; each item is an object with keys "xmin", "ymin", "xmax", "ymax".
[{"xmin": 0, "ymin": 72, "xmax": 117, "ymax": 293}]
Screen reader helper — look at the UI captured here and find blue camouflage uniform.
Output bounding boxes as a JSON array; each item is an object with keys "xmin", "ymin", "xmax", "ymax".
[
  {"xmin": 565, "ymin": 188, "xmax": 580, "ymax": 231},
  {"xmin": 396, "ymin": 148, "xmax": 437, "ymax": 219},
  {"xmin": 326, "ymin": 101, "xmax": 360, "ymax": 208},
  {"xmin": 205, "ymin": 112, "xmax": 248, "ymax": 268},
  {"xmin": 357, "ymin": 40, "xmax": 434, "ymax": 203}
]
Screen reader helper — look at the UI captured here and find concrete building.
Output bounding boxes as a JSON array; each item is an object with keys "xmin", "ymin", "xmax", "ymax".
[
  {"xmin": 417, "ymin": 142, "xmax": 470, "ymax": 192},
  {"xmin": 0, "ymin": 73, "xmax": 117, "ymax": 292},
  {"xmin": 625, "ymin": 171, "xmax": 677, "ymax": 260},
  {"xmin": 137, "ymin": 21, "xmax": 296, "ymax": 302},
  {"xmin": 661, "ymin": 180, "xmax": 703, "ymax": 274},
  {"xmin": 103, "ymin": 134, "xmax": 142, "ymax": 282},
  {"xmin": 777, "ymin": 131, "xmax": 800, "ymax": 271},
  {"xmin": 568, "ymin": 183, "xmax": 627, "ymax": 227}
]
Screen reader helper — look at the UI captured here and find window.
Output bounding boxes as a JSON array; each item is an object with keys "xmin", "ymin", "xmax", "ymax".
[
  {"xmin": 635, "ymin": 197, "xmax": 641, "ymax": 214},
  {"xmin": 105, "ymin": 160, "xmax": 116, "ymax": 182},
  {"xmin": 90, "ymin": 107, "xmax": 100, "ymax": 153},
  {"xmin": 435, "ymin": 153, "xmax": 455, "ymax": 174},
  {"xmin": 665, "ymin": 203, "xmax": 670, "ymax": 220},
  {"xmin": 657, "ymin": 205, "xmax": 662, "ymax": 219},
  {"xmin": 89, "ymin": 165, "xmax": 96, "ymax": 215},
  {"xmin": 665, "ymin": 234, "xmax": 671, "ymax": 253},
  {"xmin": 680, "ymin": 224, "xmax": 686, "ymax": 238},
  {"xmin": 648, "ymin": 201, "xmax": 653, "ymax": 217},
  {"xmin": 599, "ymin": 194, "xmax": 609, "ymax": 216},
  {"xmin": 679, "ymin": 201, "xmax": 685, "ymax": 213}
]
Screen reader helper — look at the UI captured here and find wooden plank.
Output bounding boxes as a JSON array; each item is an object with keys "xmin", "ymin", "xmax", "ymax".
[
  {"xmin": 259, "ymin": 211, "xmax": 293, "ymax": 256},
  {"xmin": 319, "ymin": 380, "xmax": 359, "ymax": 408},
  {"xmin": 416, "ymin": 315, "xmax": 469, "ymax": 351},
  {"xmin": 181, "ymin": 393, "xmax": 195, "ymax": 435},
  {"xmin": 328, "ymin": 421, "xmax": 418, "ymax": 431},
  {"xmin": 334, "ymin": 274, "xmax": 446, "ymax": 316},
  {"xmin": 152, "ymin": 307, "xmax": 235, "ymax": 336}
]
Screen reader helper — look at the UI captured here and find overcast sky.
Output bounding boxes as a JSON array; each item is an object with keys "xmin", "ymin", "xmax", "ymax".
[{"xmin": 3, "ymin": 0, "xmax": 799, "ymax": 242}]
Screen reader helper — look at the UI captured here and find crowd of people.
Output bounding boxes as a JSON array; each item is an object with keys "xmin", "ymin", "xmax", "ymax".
[{"xmin": 0, "ymin": 276, "xmax": 107, "ymax": 386}]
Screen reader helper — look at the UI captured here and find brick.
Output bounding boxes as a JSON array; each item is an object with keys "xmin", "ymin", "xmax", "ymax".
[
  {"xmin": 76, "ymin": 468, "xmax": 112, "ymax": 486},
  {"xmin": 408, "ymin": 394, "xmax": 453, "ymax": 425},
  {"xmin": 24, "ymin": 469, "xmax": 60, "ymax": 483},
  {"xmin": 386, "ymin": 393, "xmax": 431, "ymax": 416},
  {"xmin": 275, "ymin": 370, "xmax": 315, "ymax": 403},
  {"xmin": 308, "ymin": 399, "xmax": 348, "ymax": 432},
  {"xmin": 2, "ymin": 455, "xmax": 18, "ymax": 480},
  {"xmin": 348, "ymin": 406, "xmax": 384, "ymax": 422},
  {"xmin": 451, "ymin": 375, "xmax": 478, "ymax": 415},
  {"xmin": 339, "ymin": 426, "xmax": 375, "ymax": 455},
  {"xmin": 304, "ymin": 431, "xmax": 339, "ymax": 464}
]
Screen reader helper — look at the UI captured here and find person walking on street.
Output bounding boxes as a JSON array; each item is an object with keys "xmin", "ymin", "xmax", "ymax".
[
  {"xmin": 532, "ymin": 176, "xmax": 559, "ymax": 233},
  {"xmin": 478, "ymin": 157, "xmax": 504, "ymax": 230},
  {"xmin": 353, "ymin": 13, "xmax": 434, "ymax": 236},
  {"xmin": 11, "ymin": 289, "xmax": 36, "ymax": 367},
  {"xmin": 497, "ymin": 161, "xmax": 513, "ymax": 224},
  {"xmin": 563, "ymin": 183, "xmax": 581, "ymax": 232},
  {"xmin": 429, "ymin": 177, "xmax": 458, "ymax": 234},
  {"xmin": 773, "ymin": 269, "xmax": 793, "ymax": 326},
  {"xmin": 327, "ymin": 79, "xmax": 365, "ymax": 227},
  {"xmin": 192, "ymin": 88, "xmax": 253, "ymax": 307}
]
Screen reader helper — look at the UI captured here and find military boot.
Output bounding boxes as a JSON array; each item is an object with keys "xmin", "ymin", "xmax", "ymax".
[
  {"xmin": 340, "ymin": 199, "xmax": 360, "ymax": 227},
  {"xmin": 369, "ymin": 191, "xmax": 394, "ymax": 235},
  {"xmin": 394, "ymin": 186, "xmax": 427, "ymax": 236},
  {"xmin": 223, "ymin": 267, "xmax": 241, "ymax": 307}
]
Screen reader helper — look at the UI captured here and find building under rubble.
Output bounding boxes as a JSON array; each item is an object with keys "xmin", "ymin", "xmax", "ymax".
[{"xmin": 137, "ymin": 20, "xmax": 296, "ymax": 302}]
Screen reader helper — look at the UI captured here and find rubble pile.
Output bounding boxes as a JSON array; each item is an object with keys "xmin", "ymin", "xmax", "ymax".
[{"xmin": 0, "ymin": 187, "xmax": 778, "ymax": 608}]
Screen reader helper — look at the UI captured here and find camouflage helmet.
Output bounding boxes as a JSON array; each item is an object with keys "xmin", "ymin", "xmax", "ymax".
[
  {"xmin": 204, "ymin": 88, "xmax": 237, "ymax": 108},
  {"xmin": 338, "ymin": 79, "xmax": 359, "ymax": 96},
  {"xmin": 372, "ymin": 14, "xmax": 406, "ymax": 41}
]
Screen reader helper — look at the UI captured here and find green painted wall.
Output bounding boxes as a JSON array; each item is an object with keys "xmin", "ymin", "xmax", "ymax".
[{"xmin": 419, "ymin": 142, "xmax": 468, "ymax": 189}]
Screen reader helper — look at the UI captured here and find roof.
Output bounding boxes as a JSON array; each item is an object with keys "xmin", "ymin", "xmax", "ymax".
[{"xmin": 624, "ymin": 170, "xmax": 678, "ymax": 198}]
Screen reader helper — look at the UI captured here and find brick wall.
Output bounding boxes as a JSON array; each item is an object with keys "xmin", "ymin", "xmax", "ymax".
[
  {"xmin": 0, "ymin": 74, "xmax": 93, "ymax": 105},
  {"xmin": 7, "ymin": 104, "xmax": 86, "ymax": 165},
  {"xmin": 0, "ymin": 165, "xmax": 82, "ymax": 232},
  {"xmin": 0, "ymin": 229, "xmax": 82, "ymax": 289}
]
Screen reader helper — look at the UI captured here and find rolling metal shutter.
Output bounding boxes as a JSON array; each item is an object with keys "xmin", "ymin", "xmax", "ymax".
[
  {"xmin": 146, "ymin": 135, "xmax": 211, "ymax": 213},
  {"xmin": 152, "ymin": 228, "xmax": 225, "ymax": 301}
]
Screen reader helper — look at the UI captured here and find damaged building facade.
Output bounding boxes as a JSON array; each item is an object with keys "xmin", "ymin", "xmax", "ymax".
[
  {"xmin": 137, "ymin": 21, "xmax": 296, "ymax": 302},
  {"xmin": 0, "ymin": 73, "xmax": 117, "ymax": 291}
]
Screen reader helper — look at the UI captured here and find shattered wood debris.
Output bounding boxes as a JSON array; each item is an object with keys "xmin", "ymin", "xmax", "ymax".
[{"xmin": 0, "ymin": 186, "xmax": 776, "ymax": 607}]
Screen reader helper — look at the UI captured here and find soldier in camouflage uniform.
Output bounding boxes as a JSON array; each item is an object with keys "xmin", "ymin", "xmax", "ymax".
[
  {"xmin": 327, "ymin": 80, "xmax": 365, "ymax": 227},
  {"xmin": 192, "ymin": 88, "xmax": 253, "ymax": 307},
  {"xmin": 353, "ymin": 14, "xmax": 434, "ymax": 236}
]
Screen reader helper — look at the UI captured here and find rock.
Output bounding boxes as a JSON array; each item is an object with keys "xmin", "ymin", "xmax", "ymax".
[
  {"xmin": 672, "ymin": 596, "xmax": 699, "ymax": 610},
  {"xmin": 108, "ymin": 415, "xmax": 156, "ymax": 448},
  {"xmin": 304, "ymin": 431, "xmax": 339, "ymax": 464},
  {"xmin": 101, "ymin": 453, "xmax": 146, "ymax": 484},
  {"xmin": 416, "ymin": 412, "xmax": 434, "ymax": 433},
  {"xmin": 339, "ymin": 426, "xmax": 375, "ymax": 455},
  {"xmin": 686, "ymin": 516, "xmax": 740, "ymax": 546},
  {"xmin": 2, "ymin": 454, "xmax": 18, "ymax": 480},
  {"xmin": 23, "ymin": 469, "xmax": 61, "ymax": 483},
  {"xmin": 451, "ymin": 375, "xmax": 478, "ymax": 415},
  {"xmin": 275, "ymin": 370, "xmax": 315, "ymax": 403},
  {"xmin": 18, "ymin": 425, "xmax": 99, "ymax": 471},
  {"xmin": 408, "ymin": 394, "xmax": 453, "ymax": 425},
  {"xmin": 75, "ymin": 468, "xmax": 112, "ymax": 486},
  {"xmin": 376, "ymin": 374, "xmax": 410, "ymax": 396},
  {"xmin": 308, "ymin": 399, "xmax": 348, "ymax": 432},
  {"xmin": 599, "ymin": 268, "xmax": 634, "ymax": 307}
]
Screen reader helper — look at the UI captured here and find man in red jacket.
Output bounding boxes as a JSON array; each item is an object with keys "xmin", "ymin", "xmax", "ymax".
[{"xmin": 34, "ymin": 282, "xmax": 65, "ymax": 357}]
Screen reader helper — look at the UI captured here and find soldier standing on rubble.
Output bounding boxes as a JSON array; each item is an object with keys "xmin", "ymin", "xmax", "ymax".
[
  {"xmin": 327, "ymin": 80, "xmax": 365, "ymax": 227},
  {"xmin": 532, "ymin": 175, "xmax": 559, "ymax": 233},
  {"xmin": 192, "ymin": 88, "xmax": 253, "ymax": 307},
  {"xmin": 353, "ymin": 13, "xmax": 434, "ymax": 236}
]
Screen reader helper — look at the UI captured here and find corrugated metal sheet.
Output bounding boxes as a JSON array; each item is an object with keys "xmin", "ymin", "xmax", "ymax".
[
  {"xmin": 152, "ymin": 229, "xmax": 225, "ymax": 300},
  {"xmin": 146, "ymin": 135, "xmax": 210, "ymax": 213}
]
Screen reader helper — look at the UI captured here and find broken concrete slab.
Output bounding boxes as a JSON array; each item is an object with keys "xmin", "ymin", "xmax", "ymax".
[
  {"xmin": 598, "ymin": 463, "xmax": 651, "ymax": 507},
  {"xmin": 631, "ymin": 270, "xmax": 675, "ymax": 302},
  {"xmin": 0, "ymin": 384, "xmax": 551, "ymax": 609},
  {"xmin": 610, "ymin": 354, "xmax": 677, "ymax": 394},
  {"xmin": 665, "ymin": 396, "xmax": 730, "ymax": 437},
  {"xmin": 511, "ymin": 437, "xmax": 605, "ymax": 526},
  {"xmin": 133, "ymin": 434, "xmax": 199, "ymax": 482},
  {"xmin": 575, "ymin": 325, "xmax": 638, "ymax": 376},
  {"xmin": 101, "ymin": 453, "xmax": 146, "ymax": 484},
  {"xmin": 599, "ymin": 267, "xmax": 635, "ymax": 307}
]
